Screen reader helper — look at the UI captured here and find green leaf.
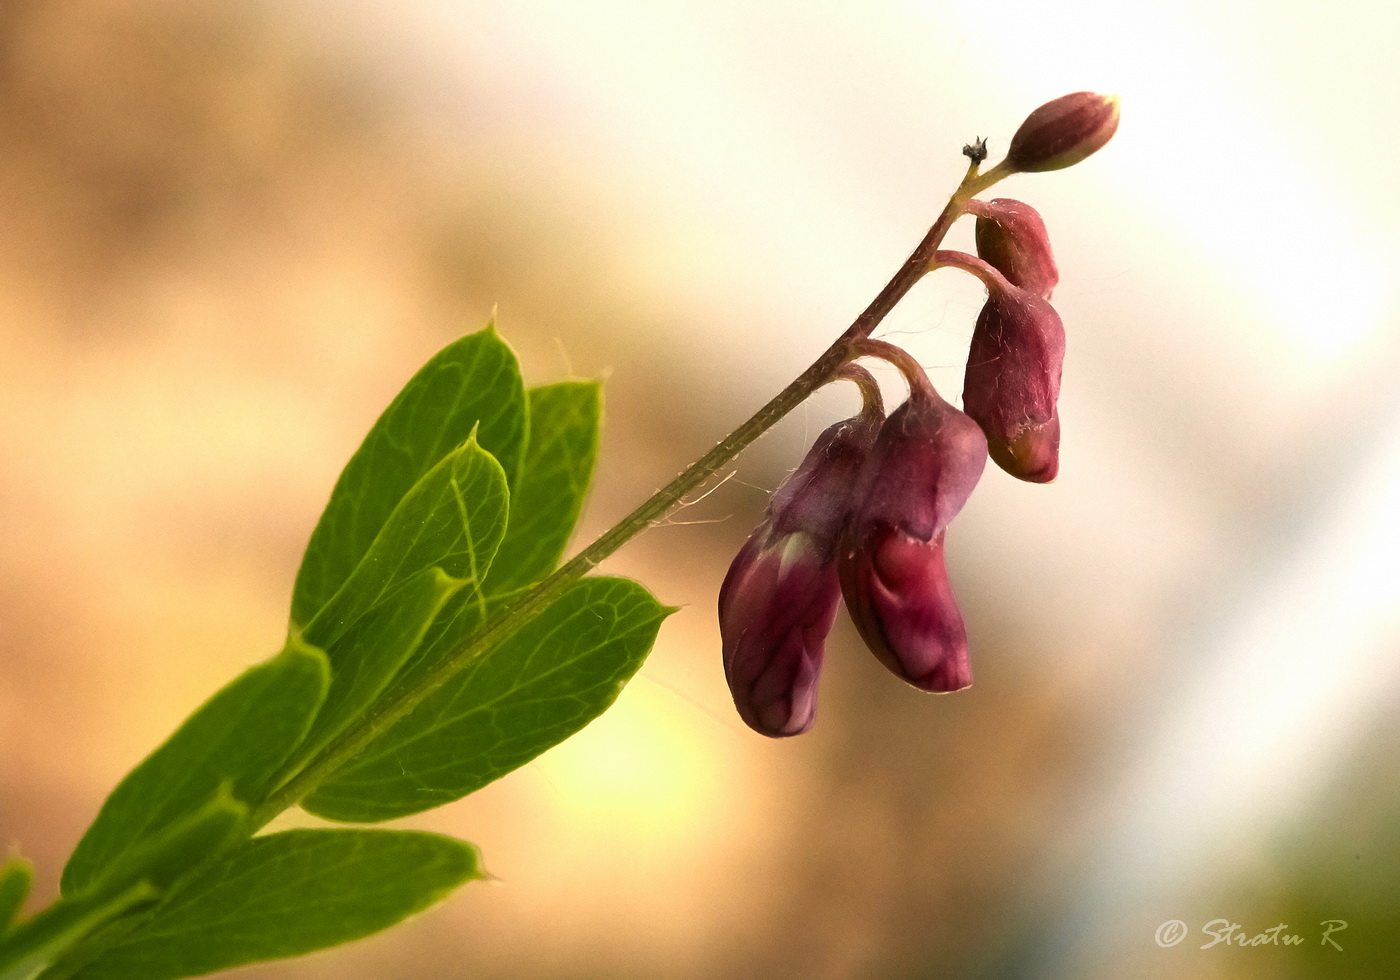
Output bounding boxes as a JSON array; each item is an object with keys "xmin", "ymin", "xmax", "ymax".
[
  {"xmin": 486, "ymin": 381, "xmax": 601, "ymax": 593},
  {"xmin": 291, "ymin": 326, "xmax": 527, "ymax": 628},
  {"xmin": 358, "ymin": 584, "xmax": 515, "ymax": 722},
  {"xmin": 304, "ymin": 577, "xmax": 674, "ymax": 822},
  {"xmin": 0, "ymin": 858, "xmax": 33, "ymax": 935},
  {"xmin": 68, "ymin": 830, "xmax": 482, "ymax": 980},
  {"xmin": 61, "ymin": 645, "xmax": 330, "ymax": 897},
  {"xmin": 287, "ymin": 568, "xmax": 466, "ymax": 774},
  {"xmin": 80, "ymin": 791, "xmax": 249, "ymax": 903},
  {"xmin": 7, "ymin": 796, "xmax": 249, "ymax": 980},
  {"xmin": 0, "ymin": 883, "xmax": 155, "ymax": 980},
  {"xmin": 300, "ymin": 436, "xmax": 509, "ymax": 650}
]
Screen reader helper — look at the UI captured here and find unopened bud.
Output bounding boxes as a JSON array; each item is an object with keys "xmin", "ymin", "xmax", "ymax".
[
  {"xmin": 962, "ymin": 286, "xmax": 1065, "ymax": 483},
  {"xmin": 970, "ymin": 198, "xmax": 1059, "ymax": 300},
  {"xmin": 839, "ymin": 385, "xmax": 987, "ymax": 692},
  {"xmin": 845, "ymin": 527, "xmax": 971, "ymax": 692},
  {"xmin": 1006, "ymin": 92, "xmax": 1119, "ymax": 173},
  {"xmin": 720, "ymin": 412, "xmax": 881, "ymax": 736}
]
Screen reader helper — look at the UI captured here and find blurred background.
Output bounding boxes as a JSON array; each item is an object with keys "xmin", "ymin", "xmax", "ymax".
[{"xmin": 1, "ymin": 0, "xmax": 1397, "ymax": 977}]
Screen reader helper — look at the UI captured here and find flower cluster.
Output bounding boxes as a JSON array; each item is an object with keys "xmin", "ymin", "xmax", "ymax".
[{"xmin": 719, "ymin": 92, "xmax": 1118, "ymax": 736}]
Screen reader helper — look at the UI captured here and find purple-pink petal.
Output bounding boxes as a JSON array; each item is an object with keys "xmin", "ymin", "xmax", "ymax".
[
  {"xmin": 718, "ymin": 411, "xmax": 881, "ymax": 736},
  {"xmin": 838, "ymin": 386, "xmax": 986, "ymax": 692},
  {"xmin": 720, "ymin": 533, "xmax": 841, "ymax": 736},
  {"xmin": 841, "ymin": 526, "xmax": 971, "ymax": 693},
  {"xmin": 963, "ymin": 287, "xmax": 1065, "ymax": 483}
]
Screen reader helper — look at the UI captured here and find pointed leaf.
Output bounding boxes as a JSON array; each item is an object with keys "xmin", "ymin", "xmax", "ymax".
[
  {"xmin": 343, "ymin": 584, "xmax": 501, "ymax": 724},
  {"xmin": 24, "ymin": 795, "xmax": 251, "ymax": 980},
  {"xmin": 69, "ymin": 830, "xmax": 482, "ymax": 980},
  {"xmin": 292, "ymin": 326, "xmax": 527, "ymax": 627},
  {"xmin": 61, "ymin": 646, "xmax": 330, "ymax": 897},
  {"xmin": 486, "ymin": 381, "xmax": 601, "ymax": 593},
  {"xmin": 288, "ymin": 567, "xmax": 466, "ymax": 774},
  {"xmin": 6, "ymin": 794, "xmax": 248, "ymax": 980},
  {"xmin": 80, "ymin": 791, "xmax": 249, "ymax": 903},
  {"xmin": 0, "ymin": 859, "xmax": 33, "ymax": 935},
  {"xmin": 301, "ymin": 436, "xmax": 508, "ymax": 648},
  {"xmin": 305, "ymin": 577, "xmax": 673, "ymax": 822},
  {"xmin": 0, "ymin": 883, "xmax": 154, "ymax": 980}
]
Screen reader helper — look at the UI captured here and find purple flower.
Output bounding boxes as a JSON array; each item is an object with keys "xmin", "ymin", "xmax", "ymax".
[
  {"xmin": 963, "ymin": 284, "xmax": 1065, "ymax": 483},
  {"xmin": 838, "ymin": 385, "xmax": 987, "ymax": 692},
  {"xmin": 719, "ymin": 411, "xmax": 881, "ymax": 736},
  {"xmin": 1006, "ymin": 92, "xmax": 1120, "ymax": 173},
  {"xmin": 969, "ymin": 198, "xmax": 1059, "ymax": 300}
]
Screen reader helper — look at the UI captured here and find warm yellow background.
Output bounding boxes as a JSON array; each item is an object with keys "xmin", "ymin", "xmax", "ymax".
[{"xmin": 2, "ymin": 1, "xmax": 1397, "ymax": 978}]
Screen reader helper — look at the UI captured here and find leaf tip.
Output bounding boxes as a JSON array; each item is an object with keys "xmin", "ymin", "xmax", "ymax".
[
  {"xmin": 463, "ymin": 420, "xmax": 483, "ymax": 449},
  {"xmin": 462, "ymin": 840, "xmax": 492, "ymax": 884},
  {"xmin": 0, "ymin": 853, "xmax": 34, "ymax": 933}
]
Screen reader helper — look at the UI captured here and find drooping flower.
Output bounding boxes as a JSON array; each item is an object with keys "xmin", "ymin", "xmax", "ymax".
[
  {"xmin": 719, "ymin": 408, "xmax": 882, "ymax": 736},
  {"xmin": 838, "ymin": 378, "xmax": 987, "ymax": 693},
  {"xmin": 962, "ymin": 283, "xmax": 1065, "ymax": 483},
  {"xmin": 969, "ymin": 198, "xmax": 1059, "ymax": 300},
  {"xmin": 1005, "ymin": 92, "xmax": 1120, "ymax": 173}
]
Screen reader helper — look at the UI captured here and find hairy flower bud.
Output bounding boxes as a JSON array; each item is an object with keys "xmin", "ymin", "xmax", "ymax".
[
  {"xmin": 720, "ymin": 411, "xmax": 881, "ymax": 736},
  {"xmin": 970, "ymin": 198, "xmax": 1059, "ymax": 300},
  {"xmin": 839, "ymin": 387, "xmax": 987, "ymax": 692},
  {"xmin": 1006, "ymin": 92, "xmax": 1119, "ymax": 173},
  {"xmin": 963, "ymin": 286, "xmax": 1065, "ymax": 483}
]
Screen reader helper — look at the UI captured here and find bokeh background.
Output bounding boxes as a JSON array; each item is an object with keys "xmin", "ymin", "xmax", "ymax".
[{"xmin": 2, "ymin": 1, "xmax": 1398, "ymax": 977}]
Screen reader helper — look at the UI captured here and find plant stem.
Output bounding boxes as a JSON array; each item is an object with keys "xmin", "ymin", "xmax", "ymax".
[
  {"xmin": 931, "ymin": 248, "xmax": 1015, "ymax": 293},
  {"xmin": 835, "ymin": 363, "xmax": 885, "ymax": 416},
  {"xmin": 251, "ymin": 155, "xmax": 1011, "ymax": 828},
  {"xmin": 848, "ymin": 337, "xmax": 938, "ymax": 401}
]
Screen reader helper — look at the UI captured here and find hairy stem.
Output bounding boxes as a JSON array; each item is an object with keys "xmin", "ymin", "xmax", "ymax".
[
  {"xmin": 931, "ymin": 248, "xmax": 1015, "ymax": 294},
  {"xmin": 20, "ymin": 148, "xmax": 1017, "ymax": 980},
  {"xmin": 836, "ymin": 363, "xmax": 885, "ymax": 417},
  {"xmin": 251, "ymin": 156, "xmax": 1011, "ymax": 828},
  {"xmin": 849, "ymin": 336, "xmax": 939, "ymax": 401}
]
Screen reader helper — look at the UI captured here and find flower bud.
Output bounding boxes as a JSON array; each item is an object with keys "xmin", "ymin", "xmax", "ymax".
[
  {"xmin": 970, "ymin": 198, "xmax": 1059, "ymax": 300},
  {"xmin": 962, "ymin": 286, "xmax": 1065, "ymax": 483},
  {"xmin": 839, "ymin": 387, "xmax": 987, "ymax": 692},
  {"xmin": 845, "ymin": 527, "xmax": 970, "ymax": 692},
  {"xmin": 1006, "ymin": 92, "xmax": 1119, "ymax": 173},
  {"xmin": 720, "ymin": 412, "xmax": 881, "ymax": 736}
]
